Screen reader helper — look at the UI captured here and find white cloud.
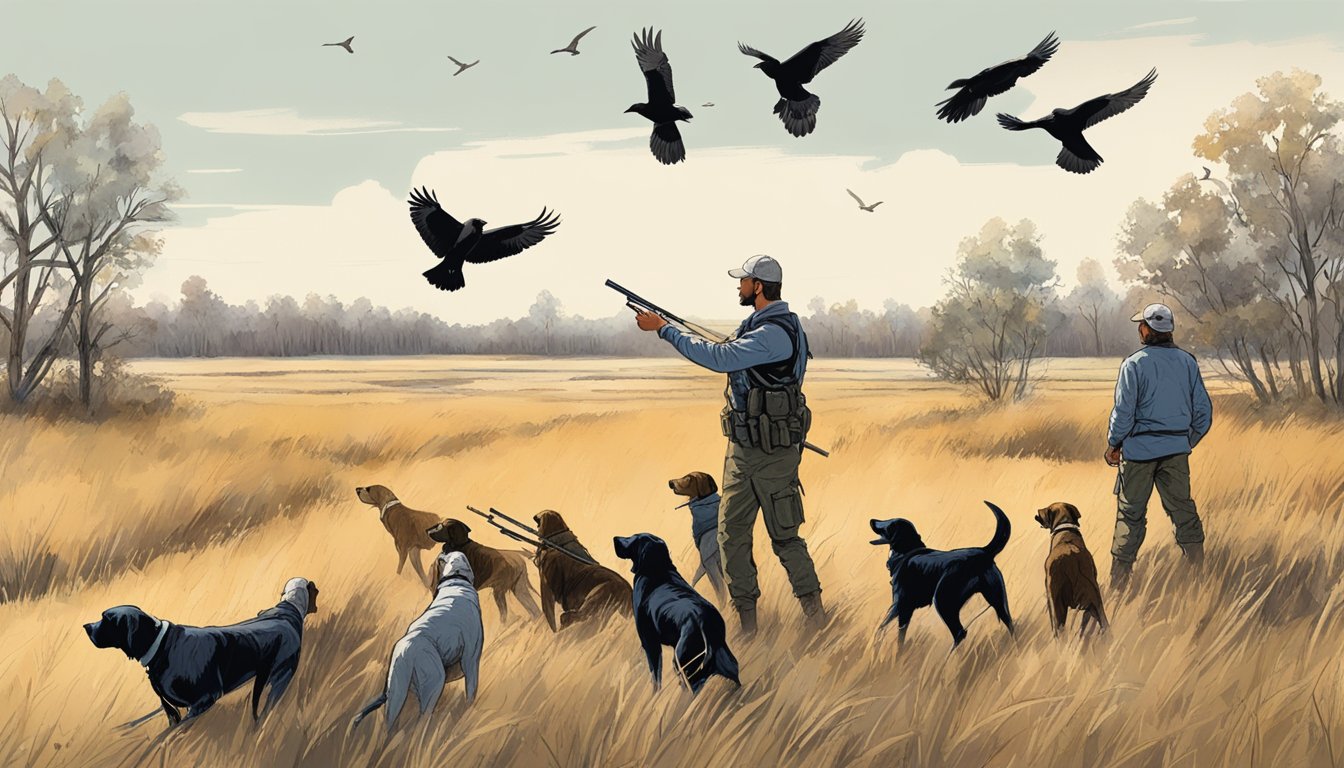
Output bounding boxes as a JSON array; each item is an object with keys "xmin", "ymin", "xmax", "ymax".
[
  {"xmin": 185, "ymin": 168, "xmax": 243, "ymax": 174},
  {"xmin": 1125, "ymin": 17, "xmax": 1197, "ymax": 31},
  {"xmin": 177, "ymin": 108, "xmax": 455, "ymax": 136},
  {"xmin": 142, "ymin": 35, "xmax": 1344, "ymax": 326}
]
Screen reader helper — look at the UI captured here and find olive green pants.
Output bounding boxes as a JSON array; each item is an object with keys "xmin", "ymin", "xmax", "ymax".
[
  {"xmin": 717, "ymin": 440, "xmax": 822, "ymax": 610},
  {"xmin": 1111, "ymin": 452, "xmax": 1205, "ymax": 564}
]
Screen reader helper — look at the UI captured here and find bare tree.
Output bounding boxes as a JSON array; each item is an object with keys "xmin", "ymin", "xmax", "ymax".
[
  {"xmin": 1193, "ymin": 69, "xmax": 1344, "ymax": 404},
  {"xmin": 0, "ymin": 76, "xmax": 80, "ymax": 404},
  {"xmin": 918, "ymin": 218, "xmax": 1059, "ymax": 401},
  {"xmin": 1067, "ymin": 258, "xmax": 1121, "ymax": 356}
]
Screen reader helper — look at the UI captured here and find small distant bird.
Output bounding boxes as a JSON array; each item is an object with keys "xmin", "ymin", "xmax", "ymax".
[
  {"xmin": 448, "ymin": 56, "xmax": 480, "ymax": 76},
  {"xmin": 322, "ymin": 36, "xmax": 354, "ymax": 54},
  {"xmin": 625, "ymin": 28, "xmax": 692, "ymax": 165},
  {"xmin": 552, "ymin": 25, "xmax": 597, "ymax": 55},
  {"xmin": 702, "ymin": 102, "xmax": 715, "ymax": 107},
  {"xmin": 935, "ymin": 32, "xmax": 1059, "ymax": 124},
  {"xmin": 846, "ymin": 189, "xmax": 883, "ymax": 212},
  {"xmin": 1200, "ymin": 166, "xmax": 1211, "ymax": 180},
  {"xmin": 407, "ymin": 187, "xmax": 561, "ymax": 292},
  {"xmin": 738, "ymin": 18, "xmax": 865, "ymax": 138},
  {"xmin": 996, "ymin": 68, "xmax": 1157, "ymax": 174}
]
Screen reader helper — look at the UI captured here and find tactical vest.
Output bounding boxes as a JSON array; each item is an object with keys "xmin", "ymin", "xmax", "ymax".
[{"xmin": 720, "ymin": 315, "xmax": 812, "ymax": 453}]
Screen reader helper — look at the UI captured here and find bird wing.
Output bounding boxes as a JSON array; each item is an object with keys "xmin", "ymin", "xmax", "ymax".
[
  {"xmin": 468, "ymin": 208, "xmax": 562, "ymax": 264},
  {"xmin": 977, "ymin": 31, "xmax": 1059, "ymax": 96},
  {"xmin": 1074, "ymin": 68, "xmax": 1157, "ymax": 130},
  {"xmin": 448, "ymin": 55, "xmax": 466, "ymax": 67},
  {"xmin": 782, "ymin": 18, "xmax": 865, "ymax": 83},
  {"xmin": 407, "ymin": 187, "xmax": 466, "ymax": 259},
  {"xmin": 569, "ymin": 25, "xmax": 597, "ymax": 47},
  {"xmin": 737, "ymin": 43, "xmax": 780, "ymax": 66},
  {"xmin": 633, "ymin": 28, "xmax": 677, "ymax": 105},
  {"xmin": 846, "ymin": 188, "xmax": 866, "ymax": 207}
]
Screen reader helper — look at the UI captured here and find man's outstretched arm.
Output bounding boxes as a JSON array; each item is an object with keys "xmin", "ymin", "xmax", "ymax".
[{"xmin": 636, "ymin": 311, "xmax": 790, "ymax": 373}]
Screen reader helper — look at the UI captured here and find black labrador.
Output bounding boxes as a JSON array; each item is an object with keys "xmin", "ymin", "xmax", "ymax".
[
  {"xmin": 84, "ymin": 577, "xmax": 319, "ymax": 728},
  {"xmin": 870, "ymin": 501, "xmax": 1014, "ymax": 648},
  {"xmin": 613, "ymin": 533, "xmax": 740, "ymax": 694}
]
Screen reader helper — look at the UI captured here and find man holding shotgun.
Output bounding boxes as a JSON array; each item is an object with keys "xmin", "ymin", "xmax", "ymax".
[{"xmin": 629, "ymin": 255, "xmax": 826, "ymax": 635}]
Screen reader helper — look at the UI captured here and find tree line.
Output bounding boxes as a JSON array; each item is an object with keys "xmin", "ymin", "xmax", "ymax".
[{"xmin": 4, "ymin": 69, "xmax": 1342, "ymax": 412}]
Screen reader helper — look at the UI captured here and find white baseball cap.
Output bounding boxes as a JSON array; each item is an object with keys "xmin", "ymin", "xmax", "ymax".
[
  {"xmin": 728, "ymin": 254, "xmax": 783, "ymax": 283},
  {"xmin": 1131, "ymin": 303, "xmax": 1175, "ymax": 333}
]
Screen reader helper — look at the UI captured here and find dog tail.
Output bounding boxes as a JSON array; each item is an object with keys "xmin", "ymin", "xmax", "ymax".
[{"xmin": 981, "ymin": 501, "xmax": 1011, "ymax": 558}]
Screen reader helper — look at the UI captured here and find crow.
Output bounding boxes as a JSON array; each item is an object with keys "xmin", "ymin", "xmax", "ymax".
[
  {"xmin": 935, "ymin": 32, "xmax": 1059, "ymax": 124},
  {"xmin": 996, "ymin": 68, "xmax": 1157, "ymax": 174},
  {"xmin": 407, "ymin": 188, "xmax": 561, "ymax": 292},
  {"xmin": 738, "ymin": 18, "xmax": 865, "ymax": 138},
  {"xmin": 552, "ymin": 25, "xmax": 597, "ymax": 55},
  {"xmin": 846, "ymin": 189, "xmax": 883, "ymax": 212},
  {"xmin": 448, "ymin": 56, "xmax": 480, "ymax": 76},
  {"xmin": 322, "ymin": 36, "xmax": 355, "ymax": 54},
  {"xmin": 625, "ymin": 27, "xmax": 692, "ymax": 165}
]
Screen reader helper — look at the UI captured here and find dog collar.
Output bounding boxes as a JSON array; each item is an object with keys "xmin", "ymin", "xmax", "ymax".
[
  {"xmin": 379, "ymin": 499, "xmax": 403, "ymax": 521},
  {"xmin": 139, "ymin": 620, "xmax": 171, "ymax": 668},
  {"xmin": 1051, "ymin": 523, "xmax": 1082, "ymax": 535}
]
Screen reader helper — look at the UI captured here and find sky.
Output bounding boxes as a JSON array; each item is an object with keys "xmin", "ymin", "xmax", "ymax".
[{"xmin": 6, "ymin": 0, "xmax": 1344, "ymax": 324}]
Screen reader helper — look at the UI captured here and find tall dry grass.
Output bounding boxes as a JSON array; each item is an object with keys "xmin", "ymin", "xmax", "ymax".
[{"xmin": 1, "ymin": 358, "xmax": 1342, "ymax": 768}]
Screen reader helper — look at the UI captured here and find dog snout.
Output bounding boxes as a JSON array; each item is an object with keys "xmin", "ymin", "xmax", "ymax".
[
  {"xmin": 83, "ymin": 622, "xmax": 97, "ymax": 639},
  {"xmin": 668, "ymin": 480, "xmax": 675, "ymax": 490}
]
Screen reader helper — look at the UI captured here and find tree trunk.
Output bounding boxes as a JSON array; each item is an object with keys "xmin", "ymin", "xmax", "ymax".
[
  {"xmin": 78, "ymin": 277, "xmax": 93, "ymax": 411},
  {"xmin": 1257, "ymin": 344, "xmax": 1279, "ymax": 401}
]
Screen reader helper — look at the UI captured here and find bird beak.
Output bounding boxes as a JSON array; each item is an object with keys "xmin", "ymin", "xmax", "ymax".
[
  {"xmin": 753, "ymin": 63, "xmax": 764, "ymax": 70},
  {"xmin": 623, "ymin": 106, "xmax": 635, "ymax": 113}
]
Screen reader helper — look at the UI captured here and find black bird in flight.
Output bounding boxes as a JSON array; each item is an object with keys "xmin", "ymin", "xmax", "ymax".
[
  {"xmin": 625, "ymin": 27, "xmax": 692, "ymax": 165},
  {"xmin": 738, "ymin": 18, "xmax": 865, "ymax": 138},
  {"xmin": 407, "ymin": 187, "xmax": 561, "ymax": 292},
  {"xmin": 996, "ymin": 68, "xmax": 1157, "ymax": 174},
  {"xmin": 448, "ymin": 56, "xmax": 480, "ymax": 76},
  {"xmin": 552, "ymin": 25, "xmax": 597, "ymax": 55},
  {"xmin": 935, "ymin": 32, "xmax": 1059, "ymax": 123},
  {"xmin": 322, "ymin": 36, "xmax": 354, "ymax": 54}
]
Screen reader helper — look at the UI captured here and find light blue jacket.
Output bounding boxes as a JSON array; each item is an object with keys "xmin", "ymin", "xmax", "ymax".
[
  {"xmin": 656, "ymin": 300, "xmax": 807, "ymax": 411},
  {"xmin": 1107, "ymin": 344, "xmax": 1213, "ymax": 461}
]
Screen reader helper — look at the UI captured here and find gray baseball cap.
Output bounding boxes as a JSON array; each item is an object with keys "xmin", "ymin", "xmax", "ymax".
[
  {"xmin": 728, "ymin": 254, "xmax": 783, "ymax": 282},
  {"xmin": 1131, "ymin": 303, "xmax": 1175, "ymax": 333}
]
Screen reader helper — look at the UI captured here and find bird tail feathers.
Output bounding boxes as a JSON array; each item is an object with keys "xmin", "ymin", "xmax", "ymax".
[
  {"xmin": 995, "ymin": 113, "xmax": 1032, "ymax": 131},
  {"xmin": 423, "ymin": 262, "xmax": 466, "ymax": 292},
  {"xmin": 773, "ymin": 95, "xmax": 820, "ymax": 137}
]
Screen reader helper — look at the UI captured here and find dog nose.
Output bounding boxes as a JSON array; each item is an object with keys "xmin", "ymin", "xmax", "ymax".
[{"xmin": 667, "ymin": 480, "xmax": 675, "ymax": 489}]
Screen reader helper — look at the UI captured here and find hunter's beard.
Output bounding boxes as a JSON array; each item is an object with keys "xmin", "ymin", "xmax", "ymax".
[{"xmin": 738, "ymin": 288, "xmax": 755, "ymax": 307}]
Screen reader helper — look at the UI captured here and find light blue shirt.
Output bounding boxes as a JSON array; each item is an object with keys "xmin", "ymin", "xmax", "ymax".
[
  {"xmin": 1107, "ymin": 344, "xmax": 1213, "ymax": 461},
  {"xmin": 656, "ymin": 300, "xmax": 807, "ymax": 411}
]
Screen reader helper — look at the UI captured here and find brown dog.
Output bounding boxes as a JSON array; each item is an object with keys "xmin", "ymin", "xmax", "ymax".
[
  {"xmin": 356, "ymin": 484, "xmax": 440, "ymax": 588},
  {"xmin": 1035, "ymin": 502, "xmax": 1109, "ymax": 637},
  {"xmin": 531, "ymin": 510, "xmax": 632, "ymax": 632},
  {"xmin": 426, "ymin": 518, "xmax": 543, "ymax": 622}
]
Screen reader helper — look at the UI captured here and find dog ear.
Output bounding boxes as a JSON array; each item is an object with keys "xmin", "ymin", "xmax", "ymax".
[
  {"xmin": 1065, "ymin": 503, "xmax": 1081, "ymax": 521},
  {"xmin": 698, "ymin": 473, "xmax": 718, "ymax": 498}
]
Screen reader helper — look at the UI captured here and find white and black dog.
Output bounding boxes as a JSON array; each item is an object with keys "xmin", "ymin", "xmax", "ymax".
[
  {"xmin": 352, "ymin": 551, "xmax": 484, "ymax": 730},
  {"xmin": 84, "ymin": 577, "xmax": 319, "ymax": 728}
]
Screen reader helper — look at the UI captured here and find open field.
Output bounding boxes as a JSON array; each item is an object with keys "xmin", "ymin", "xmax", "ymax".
[{"xmin": 2, "ymin": 357, "xmax": 1342, "ymax": 767}]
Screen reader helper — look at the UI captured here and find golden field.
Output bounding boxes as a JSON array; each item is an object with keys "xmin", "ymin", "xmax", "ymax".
[{"xmin": 1, "ymin": 356, "xmax": 1342, "ymax": 768}]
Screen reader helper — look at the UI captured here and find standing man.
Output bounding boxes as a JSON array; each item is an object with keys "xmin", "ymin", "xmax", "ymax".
[
  {"xmin": 634, "ymin": 255, "xmax": 824, "ymax": 635},
  {"xmin": 1105, "ymin": 303, "xmax": 1213, "ymax": 588}
]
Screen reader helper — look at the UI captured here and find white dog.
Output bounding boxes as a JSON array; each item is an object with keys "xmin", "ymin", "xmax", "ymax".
[{"xmin": 351, "ymin": 550, "xmax": 484, "ymax": 729}]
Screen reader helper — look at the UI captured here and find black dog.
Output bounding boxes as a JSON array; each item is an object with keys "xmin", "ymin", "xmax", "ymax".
[
  {"xmin": 84, "ymin": 577, "xmax": 319, "ymax": 727},
  {"xmin": 613, "ymin": 533, "xmax": 740, "ymax": 694},
  {"xmin": 870, "ymin": 501, "xmax": 1013, "ymax": 648}
]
